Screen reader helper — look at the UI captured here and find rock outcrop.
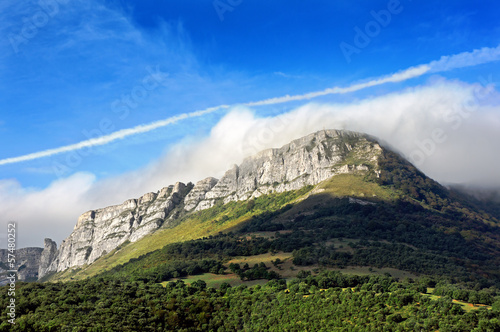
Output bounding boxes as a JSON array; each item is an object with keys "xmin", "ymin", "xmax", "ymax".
[
  {"xmin": 38, "ymin": 238, "xmax": 57, "ymax": 278},
  {"xmin": 0, "ymin": 247, "xmax": 43, "ymax": 284},
  {"xmin": 187, "ymin": 130, "xmax": 381, "ymax": 211},
  {"xmin": 41, "ymin": 182, "xmax": 192, "ymax": 277},
  {"xmin": 39, "ymin": 129, "xmax": 383, "ymax": 279},
  {"xmin": 184, "ymin": 177, "xmax": 218, "ymax": 211}
]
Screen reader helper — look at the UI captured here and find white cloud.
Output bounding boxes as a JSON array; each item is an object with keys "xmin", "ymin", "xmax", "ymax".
[
  {"xmin": 429, "ymin": 44, "xmax": 500, "ymax": 73},
  {"xmin": 87, "ymin": 77, "xmax": 500, "ymax": 202},
  {"xmin": 2, "ymin": 44, "xmax": 500, "ymax": 167},
  {"xmin": 247, "ymin": 64, "xmax": 431, "ymax": 106},
  {"xmin": 0, "ymin": 173, "xmax": 96, "ymax": 247},
  {"xmin": 0, "ymin": 106, "xmax": 226, "ymax": 166},
  {"xmin": 4, "ymin": 78, "xmax": 499, "ymax": 247}
]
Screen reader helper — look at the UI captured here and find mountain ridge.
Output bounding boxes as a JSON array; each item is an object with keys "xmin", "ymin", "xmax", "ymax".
[
  {"xmin": 38, "ymin": 129, "xmax": 385, "ymax": 278},
  {"xmin": 29, "ymin": 129, "xmax": 499, "ymax": 282}
]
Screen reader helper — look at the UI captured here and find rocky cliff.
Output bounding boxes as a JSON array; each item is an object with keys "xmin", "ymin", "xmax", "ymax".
[
  {"xmin": 38, "ymin": 238, "xmax": 57, "ymax": 278},
  {"xmin": 0, "ymin": 247, "xmax": 43, "ymax": 284},
  {"xmin": 39, "ymin": 129, "xmax": 383, "ymax": 278},
  {"xmin": 187, "ymin": 129, "xmax": 381, "ymax": 211},
  {"xmin": 40, "ymin": 182, "xmax": 192, "ymax": 277}
]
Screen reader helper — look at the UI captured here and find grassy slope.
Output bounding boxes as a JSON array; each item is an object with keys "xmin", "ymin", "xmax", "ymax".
[
  {"xmin": 160, "ymin": 248, "xmax": 418, "ymax": 289},
  {"xmin": 48, "ymin": 185, "xmax": 320, "ymax": 282},
  {"xmin": 50, "ymin": 214, "xmax": 251, "ymax": 281},
  {"xmin": 317, "ymin": 173, "xmax": 398, "ymax": 200},
  {"xmin": 424, "ymin": 289, "xmax": 492, "ymax": 312}
]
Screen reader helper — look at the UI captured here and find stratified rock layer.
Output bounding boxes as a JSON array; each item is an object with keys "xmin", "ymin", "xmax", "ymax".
[{"xmin": 192, "ymin": 130, "xmax": 380, "ymax": 210}]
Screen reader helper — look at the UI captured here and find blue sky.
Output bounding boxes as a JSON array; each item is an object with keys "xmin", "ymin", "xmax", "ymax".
[{"xmin": 1, "ymin": 0, "xmax": 499, "ymax": 247}]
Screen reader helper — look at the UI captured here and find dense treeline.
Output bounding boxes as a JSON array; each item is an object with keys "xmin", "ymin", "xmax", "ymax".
[
  {"xmin": 108, "ymin": 259, "xmax": 225, "ymax": 283},
  {"xmin": 92, "ymin": 226, "xmax": 500, "ymax": 307},
  {"xmin": 1, "ymin": 272, "xmax": 499, "ymax": 331},
  {"xmin": 98, "ymin": 235, "xmax": 275, "ymax": 282},
  {"xmin": 228, "ymin": 262, "xmax": 280, "ymax": 280},
  {"xmin": 378, "ymin": 150, "xmax": 450, "ymax": 210},
  {"xmin": 244, "ymin": 196, "xmax": 494, "ymax": 261},
  {"xmin": 433, "ymin": 282, "xmax": 500, "ymax": 306},
  {"xmin": 291, "ymin": 242, "xmax": 470, "ymax": 278}
]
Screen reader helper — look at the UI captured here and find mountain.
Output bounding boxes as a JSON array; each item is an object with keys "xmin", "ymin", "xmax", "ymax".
[
  {"xmin": 35, "ymin": 129, "xmax": 500, "ymax": 283},
  {"xmin": 39, "ymin": 130, "xmax": 383, "ymax": 278},
  {"xmin": 3, "ymin": 129, "xmax": 500, "ymax": 331},
  {"xmin": 448, "ymin": 184, "xmax": 500, "ymax": 220}
]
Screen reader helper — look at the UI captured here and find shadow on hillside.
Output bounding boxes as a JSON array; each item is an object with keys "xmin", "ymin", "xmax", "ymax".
[{"xmin": 236, "ymin": 193, "xmax": 500, "ymax": 282}]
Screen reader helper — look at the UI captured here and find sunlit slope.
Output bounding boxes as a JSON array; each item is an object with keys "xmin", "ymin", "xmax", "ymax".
[
  {"xmin": 45, "ymin": 147, "xmax": 500, "ymax": 283},
  {"xmin": 46, "ymin": 185, "xmax": 319, "ymax": 281},
  {"xmin": 46, "ymin": 169, "xmax": 403, "ymax": 282}
]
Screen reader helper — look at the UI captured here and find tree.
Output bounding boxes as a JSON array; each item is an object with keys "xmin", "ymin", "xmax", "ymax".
[
  {"xmin": 469, "ymin": 293, "xmax": 479, "ymax": 306},
  {"xmin": 191, "ymin": 280, "xmax": 207, "ymax": 291},
  {"xmin": 247, "ymin": 199, "xmax": 256, "ymax": 211}
]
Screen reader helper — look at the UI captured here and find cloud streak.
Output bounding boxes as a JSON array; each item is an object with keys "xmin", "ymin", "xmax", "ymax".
[
  {"xmin": 246, "ymin": 65, "xmax": 431, "ymax": 106},
  {"xmin": 1, "ymin": 44, "xmax": 500, "ymax": 166},
  {"xmin": 0, "ymin": 106, "xmax": 228, "ymax": 166},
  {"xmin": 429, "ymin": 44, "xmax": 500, "ymax": 73}
]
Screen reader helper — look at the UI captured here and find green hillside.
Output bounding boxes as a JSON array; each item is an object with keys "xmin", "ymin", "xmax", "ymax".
[
  {"xmin": 6, "ymin": 148, "xmax": 500, "ymax": 331},
  {"xmin": 44, "ymin": 185, "xmax": 315, "ymax": 282},
  {"xmin": 45, "ymin": 148, "xmax": 500, "ymax": 284}
]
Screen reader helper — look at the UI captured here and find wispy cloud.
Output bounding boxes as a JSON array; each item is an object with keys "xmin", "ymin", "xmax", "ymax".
[
  {"xmin": 273, "ymin": 71, "xmax": 304, "ymax": 79},
  {"xmin": 0, "ymin": 106, "xmax": 228, "ymax": 166},
  {"xmin": 429, "ymin": 44, "xmax": 500, "ymax": 73},
  {"xmin": 1, "ymin": 44, "xmax": 499, "ymax": 166},
  {"xmin": 247, "ymin": 65, "xmax": 430, "ymax": 106}
]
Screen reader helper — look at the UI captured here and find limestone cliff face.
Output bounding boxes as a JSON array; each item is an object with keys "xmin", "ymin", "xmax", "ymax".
[
  {"xmin": 40, "ymin": 129, "xmax": 383, "ymax": 279},
  {"xmin": 38, "ymin": 238, "xmax": 57, "ymax": 278},
  {"xmin": 0, "ymin": 247, "xmax": 43, "ymax": 284},
  {"xmin": 184, "ymin": 177, "xmax": 218, "ymax": 211},
  {"xmin": 40, "ymin": 182, "xmax": 192, "ymax": 277},
  {"xmin": 189, "ymin": 130, "xmax": 381, "ymax": 211}
]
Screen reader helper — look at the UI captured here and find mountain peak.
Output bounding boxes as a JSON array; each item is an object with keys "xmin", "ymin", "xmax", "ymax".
[{"xmin": 39, "ymin": 129, "xmax": 390, "ymax": 279}]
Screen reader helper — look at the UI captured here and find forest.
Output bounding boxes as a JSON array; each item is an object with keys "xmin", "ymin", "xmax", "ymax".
[{"xmin": 1, "ymin": 271, "xmax": 500, "ymax": 331}]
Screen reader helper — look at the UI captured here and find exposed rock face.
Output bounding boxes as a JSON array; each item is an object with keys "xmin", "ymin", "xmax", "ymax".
[
  {"xmin": 189, "ymin": 130, "xmax": 381, "ymax": 211},
  {"xmin": 184, "ymin": 177, "xmax": 219, "ymax": 211},
  {"xmin": 0, "ymin": 247, "xmax": 43, "ymax": 284},
  {"xmin": 40, "ymin": 182, "xmax": 193, "ymax": 277},
  {"xmin": 40, "ymin": 129, "xmax": 383, "ymax": 279},
  {"xmin": 38, "ymin": 238, "xmax": 57, "ymax": 278}
]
